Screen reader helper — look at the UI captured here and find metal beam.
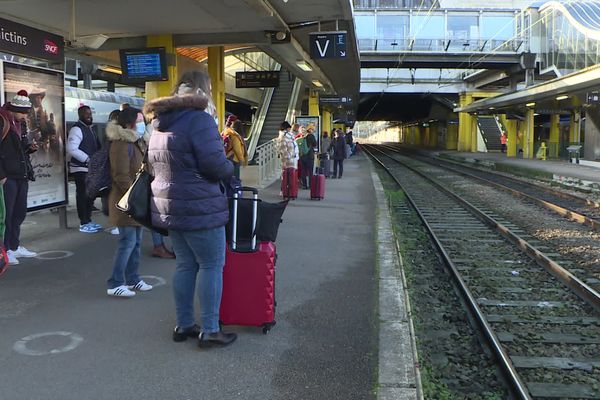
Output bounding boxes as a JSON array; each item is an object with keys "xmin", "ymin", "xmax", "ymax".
[{"xmin": 360, "ymin": 52, "xmax": 521, "ymax": 70}]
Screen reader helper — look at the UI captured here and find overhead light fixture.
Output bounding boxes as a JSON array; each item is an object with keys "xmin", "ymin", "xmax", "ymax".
[
  {"xmin": 526, "ymin": 102, "xmax": 536, "ymax": 107},
  {"xmin": 556, "ymin": 95, "xmax": 569, "ymax": 101},
  {"xmin": 312, "ymin": 80, "xmax": 323, "ymax": 87},
  {"xmin": 99, "ymin": 65, "xmax": 122, "ymax": 75},
  {"xmin": 489, "ymin": 107, "xmax": 495, "ymax": 110},
  {"xmin": 534, "ymin": 113, "xmax": 539, "ymax": 116},
  {"xmin": 296, "ymin": 61, "xmax": 313, "ymax": 71}
]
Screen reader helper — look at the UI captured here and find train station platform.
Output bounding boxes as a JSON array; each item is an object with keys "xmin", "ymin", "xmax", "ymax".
[
  {"xmin": 412, "ymin": 148, "xmax": 600, "ymax": 191},
  {"xmin": 0, "ymin": 153, "xmax": 419, "ymax": 400}
]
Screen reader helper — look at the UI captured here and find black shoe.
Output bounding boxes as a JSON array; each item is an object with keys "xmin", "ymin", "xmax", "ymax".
[
  {"xmin": 173, "ymin": 324, "xmax": 201, "ymax": 342},
  {"xmin": 198, "ymin": 330, "xmax": 237, "ymax": 348}
]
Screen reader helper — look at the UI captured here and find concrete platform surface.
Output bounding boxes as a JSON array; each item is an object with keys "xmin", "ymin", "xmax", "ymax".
[{"xmin": 0, "ymin": 154, "xmax": 386, "ymax": 400}]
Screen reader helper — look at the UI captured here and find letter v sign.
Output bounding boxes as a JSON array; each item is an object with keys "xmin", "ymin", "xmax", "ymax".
[{"xmin": 316, "ymin": 39, "xmax": 330, "ymax": 58}]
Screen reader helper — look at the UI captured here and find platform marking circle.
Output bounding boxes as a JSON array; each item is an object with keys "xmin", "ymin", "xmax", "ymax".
[
  {"xmin": 139, "ymin": 275, "xmax": 166, "ymax": 287},
  {"xmin": 13, "ymin": 331, "xmax": 83, "ymax": 356},
  {"xmin": 35, "ymin": 250, "xmax": 74, "ymax": 260}
]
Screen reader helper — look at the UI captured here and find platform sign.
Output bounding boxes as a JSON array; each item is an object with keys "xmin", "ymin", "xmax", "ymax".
[
  {"xmin": 319, "ymin": 95, "xmax": 353, "ymax": 105},
  {"xmin": 235, "ymin": 71, "xmax": 279, "ymax": 88},
  {"xmin": 586, "ymin": 91, "xmax": 600, "ymax": 104},
  {"xmin": 310, "ymin": 31, "xmax": 347, "ymax": 59}
]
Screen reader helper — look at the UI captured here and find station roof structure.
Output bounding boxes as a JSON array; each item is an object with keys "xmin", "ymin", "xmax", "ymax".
[{"xmin": 0, "ymin": 0, "xmax": 359, "ymax": 99}]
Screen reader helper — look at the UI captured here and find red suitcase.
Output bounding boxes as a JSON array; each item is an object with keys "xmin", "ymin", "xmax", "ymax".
[
  {"xmin": 310, "ymin": 173, "xmax": 325, "ymax": 200},
  {"xmin": 281, "ymin": 167, "xmax": 298, "ymax": 200},
  {"xmin": 220, "ymin": 188, "xmax": 277, "ymax": 333}
]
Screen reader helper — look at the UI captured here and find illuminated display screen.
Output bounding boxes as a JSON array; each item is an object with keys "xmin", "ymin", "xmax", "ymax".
[{"xmin": 119, "ymin": 47, "xmax": 168, "ymax": 82}]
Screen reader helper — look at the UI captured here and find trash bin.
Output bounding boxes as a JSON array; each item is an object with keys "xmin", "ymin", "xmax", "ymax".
[{"xmin": 566, "ymin": 145, "xmax": 582, "ymax": 164}]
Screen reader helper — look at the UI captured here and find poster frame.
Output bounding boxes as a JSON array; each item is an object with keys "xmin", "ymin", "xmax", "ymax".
[
  {"xmin": 295, "ymin": 115, "xmax": 322, "ymax": 152},
  {"xmin": 1, "ymin": 60, "xmax": 68, "ymax": 212}
]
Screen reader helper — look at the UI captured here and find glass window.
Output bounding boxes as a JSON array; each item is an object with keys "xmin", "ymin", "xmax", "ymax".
[
  {"xmin": 411, "ymin": 15, "xmax": 445, "ymax": 40},
  {"xmin": 447, "ymin": 15, "xmax": 478, "ymax": 41},
  {"xmin": 377, "ymin": 14, "xmax": 409, "ymax": 40},
  {"xmin": 355, "ymin": 15, "xmax": 375, "ymax": 39},
  {"xmin": 481, "ymin": 16, "xmax": 515, "ymax": 40}
]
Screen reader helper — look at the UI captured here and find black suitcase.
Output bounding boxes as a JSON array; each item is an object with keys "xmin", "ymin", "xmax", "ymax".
[{"xmin": 318, "ymin": 154, "xmax": 331, "ymax": 178}]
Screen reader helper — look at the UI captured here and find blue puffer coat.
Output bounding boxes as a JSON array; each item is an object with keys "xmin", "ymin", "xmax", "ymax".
[{"xmin": 145, "ymin": 94, "xmax": 233, "ymax": 231}]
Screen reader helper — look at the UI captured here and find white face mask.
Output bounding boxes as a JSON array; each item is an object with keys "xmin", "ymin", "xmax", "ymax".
[{"xmin": 135, "ymin": 122, "xmax": 146, "ymax": 137}]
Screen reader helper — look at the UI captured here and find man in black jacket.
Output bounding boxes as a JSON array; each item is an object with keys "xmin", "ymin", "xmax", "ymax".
[{"xmin": 0, "ymin": 90, "xmax": 39, "ymax": 265}]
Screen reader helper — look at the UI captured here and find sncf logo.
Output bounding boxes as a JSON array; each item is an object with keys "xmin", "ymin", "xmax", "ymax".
[{"xmin": 44, "ymin": 39, "xmax": 58, "ymax": 55}]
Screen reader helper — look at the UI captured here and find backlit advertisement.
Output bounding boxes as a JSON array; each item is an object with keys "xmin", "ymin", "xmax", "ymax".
[{"xmin": 1, "ymin": 61, "xmax": 67, "ymax": 210}]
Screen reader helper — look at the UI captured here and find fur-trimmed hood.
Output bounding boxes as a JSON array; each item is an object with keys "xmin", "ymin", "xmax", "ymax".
[
  {"xmin": 143, "ymin": 94, "xmax": 208, "ymax": 119},
  {"xmin": 106, "ymin": 120, "xmax": 142, "ymax": 143}
]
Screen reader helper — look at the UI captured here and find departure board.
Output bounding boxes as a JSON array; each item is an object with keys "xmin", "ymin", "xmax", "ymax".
[{"xmin": 120, "ymin": 47, "xmax": 168, "ymax": 81}]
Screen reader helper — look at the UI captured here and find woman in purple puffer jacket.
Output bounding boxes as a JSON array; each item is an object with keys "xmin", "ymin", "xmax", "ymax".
[{"xmin": 145, "ymin": 70, "xmax": 236, "ymax": 348}]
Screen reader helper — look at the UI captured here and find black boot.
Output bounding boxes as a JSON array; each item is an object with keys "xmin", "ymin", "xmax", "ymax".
[
  {"xmin": 198, "ymin": 330, "xmax": 237, "ymax": 348},
  {"xmin": 172, "ymin": 324, "xmax": 201, "ymax": 342}
]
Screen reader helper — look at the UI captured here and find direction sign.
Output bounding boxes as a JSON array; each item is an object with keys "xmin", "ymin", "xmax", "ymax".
[
  {"xmin": 587, "ymin": 91, "xmax": 600, "ymax": 104},
  {"xmin": 235, "ymin": 71, "xmax": 279, "ymax": 88},
  {"xmin": 310, "ymin": 31, "xmax": 347, "ymax": 59},
  {"xmin": 319, "ymin": 95, "xmax": 353, "ymax": 105}
]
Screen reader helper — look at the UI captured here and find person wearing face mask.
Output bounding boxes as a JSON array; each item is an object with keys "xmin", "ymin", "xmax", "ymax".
[
  {"xmin": 105, "ymin": 107, "xmax": 153, "ymax": 297},
  {"xmin": 67, "ymin": 105, "xmax": 102, "ymax": 233},
  {"xmin": 0, "ymin": 90, "xmax": 39, "ymax": 266}
]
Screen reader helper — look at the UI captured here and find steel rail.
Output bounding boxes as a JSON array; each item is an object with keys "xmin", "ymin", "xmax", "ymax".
[
  {"xmin": 382, "ymin": 145, "xmax": 600, "ymax": 231},
  {"xmin": 363, "ymin": 145, "xmax": 533, "ymax": 400},
  {"xmin": 370, "ymin": 145, "xmax": 600, "ymax": 313}
]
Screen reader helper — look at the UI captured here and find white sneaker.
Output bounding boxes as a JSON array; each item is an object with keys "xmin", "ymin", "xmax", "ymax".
[
  {"xmin": 14, "ymin": 245, "xmax": 37, "ymax": 258},
  {"xmin": 110, "ymin": 227, "xmax": 119, "ymax": 235},
  {"xmin": 7, "ymin": 250, "xmax": 19, "ymax": 265},
  {"xmin": 128, "ymin": 280, "xmax": 153, "ymax": 292},
  {"xmin": 107, "ymin": 285, "xmax": 136, "ymax": 298}
]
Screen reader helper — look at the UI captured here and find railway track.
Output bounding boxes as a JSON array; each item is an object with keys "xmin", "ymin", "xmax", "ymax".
[
  {"xmin": 364, "ymin": 145, "xmax": 600, "ymax": 399},
  {"xmin": 383, "ymin": 145, "xmax": 600, "ymax": 231}
]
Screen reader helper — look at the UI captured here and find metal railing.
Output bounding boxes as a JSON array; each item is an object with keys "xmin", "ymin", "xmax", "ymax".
[
  {"xmin": 285, "ymin": 78, "xmax": 303, "ymax": 123},
  {"xmin": 255, "ymin": 138, "xmax": 280, "ymax": 187},
  {"xmin": 358, "ymin": 38, "xmax": 524, "ymax": 53},
  {"xmin": 353, "ymin": 0, "xmax": 438, "ymax": 9},
  {"xmin": 246, "ymin": 63, "xmax": 281, "ymax": 160}
]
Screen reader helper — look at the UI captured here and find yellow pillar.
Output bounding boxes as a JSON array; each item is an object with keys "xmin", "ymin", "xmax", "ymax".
[
  {"xmin": 470, "ymin": 115, "xmax": 479, "ymax": 152},
  {"xmin": 423, "ymin": 125, "xmax": 430, "ymax": 147},
  {"xmin": 429, "ymin": 123, "xmax": 438, "ymax": 147},
  {"xmin": 309, "ymin": 91, "xmax": 319, "ymax": 116},
  {"xmin": 446, "ymin": 123, "xmax": 458, "ymax": 150},
  {"xmin": 458, "ymin": 93, "xmax": 473, "ymax": 151},
  {"xmin": 208, "ymin": 46, "xmax": 225, "ymax": 132},
  {"xmin": 145, "ymin": 35, "xmax": 178, "ymax": 100},
  {"xmin": 504, "ymin": 118, "xmax": 518, "ymax": 157},
  {"xmin": 569, "ymin": 110, "xmax": 581, "ymax": 144},
  {"xmin": 322, "ymin": 110, "xmax": 332, "ymax": 136},
  {"xmin": 524, "ymin": 109, "xmax": 535, "ymax": 159},
  {"xmin": 549, "ymin": 114, "xmax": 560, "ymax": 158}
]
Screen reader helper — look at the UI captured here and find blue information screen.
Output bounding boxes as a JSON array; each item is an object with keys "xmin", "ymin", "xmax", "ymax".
[{"xmin": 120, "ymin": 48, "xmax": 167, "ymax": 81}]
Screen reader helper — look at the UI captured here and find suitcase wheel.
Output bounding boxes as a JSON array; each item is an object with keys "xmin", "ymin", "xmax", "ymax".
[{"xmin": 262, "ymin": 321, "xmax": 276, "ymax": 334}]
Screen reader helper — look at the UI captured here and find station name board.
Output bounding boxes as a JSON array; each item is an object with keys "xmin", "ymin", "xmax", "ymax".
[
  {"xmin": 236, "ymin": 71, "xmax": 279, "ymax": 88},
  {"xmin": 0, "ymin": 17, "xmax": 64, "ymax": 63}
]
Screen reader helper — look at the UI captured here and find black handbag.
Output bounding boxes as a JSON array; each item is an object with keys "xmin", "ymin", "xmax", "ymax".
[{"xmin": 116, "ymin": 151, "xmax": 168, "ymax": 236}]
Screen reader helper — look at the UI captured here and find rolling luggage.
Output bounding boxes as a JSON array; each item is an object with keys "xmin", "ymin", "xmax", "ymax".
[
  {"xmin": 318, "ymin": 154, "xmax": 331, "ymax": 178},
  {"xmin": 220, "ymin": 188, "xmax": 277, "ymax": 333},
  {"xmin": 281, "ymin": 167, "xmax": 298, "ymax": 200},
  {"xmin": 310, "ymin": 173, "xmax": 325, "ymax": 200}
]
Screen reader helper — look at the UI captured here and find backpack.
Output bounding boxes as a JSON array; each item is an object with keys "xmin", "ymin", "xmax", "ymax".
[
  {"xmin": 296, "ymin": 136, "xmax": 309, "ymax": 157},
  {"xmin": 85, "ymin": 144, "xmax": 111, "ymax": 199}
]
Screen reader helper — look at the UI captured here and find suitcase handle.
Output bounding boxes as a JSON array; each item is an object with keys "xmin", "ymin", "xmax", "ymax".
[{"xmin": 231, "ymin": 187, "xmax": 259, "ymax": 251}]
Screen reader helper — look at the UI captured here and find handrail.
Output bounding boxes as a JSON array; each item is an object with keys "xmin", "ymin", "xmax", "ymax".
[
  {"xmin": 358, "ymin": 38, "xmax": 524, "ymax": 53},
  {"xmin": 246, "ymin": 63, "xmax": 281, "ymax": 160},
  {"xmin": 285, "ymin": 78, "xmax": 303, "ymax": 123},
  {"xmin": 254, "ymin": 138, "xmax": 280, "ymax": 187}
]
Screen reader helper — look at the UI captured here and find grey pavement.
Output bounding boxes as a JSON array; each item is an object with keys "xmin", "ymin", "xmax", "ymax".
[{"xmin": 0, "ymin": 154, "xmax": 378, "ymax": 400}]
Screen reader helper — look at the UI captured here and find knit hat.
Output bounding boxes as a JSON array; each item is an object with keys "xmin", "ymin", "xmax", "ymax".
[{"xmin": 7, "ymin": 90, "xmax": 32, "ymax": 113}]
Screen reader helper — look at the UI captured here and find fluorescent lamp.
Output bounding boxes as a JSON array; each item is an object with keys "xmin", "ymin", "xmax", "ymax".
[
  {"xmin": 296, "ymin": 61, "xmax": 313, "ymax": 71},
  {"xmin": 100, "ymin": 66, "xmax": 122, "ymax": 75},
  {"xmin": 526, "ymin": 102, "xmax": 536, "ymax": 107},
  {"xmin": 489, "ymin": 107, "xmax": 495, "ymax": 110},
  {"xmin": 534, "ymin": 113, "xmax": 539, "ymax": 116},
  {"xmin": 556, "ymin": 95, "xmax": 569, "ymax": 101},
  {"xmin": 312, "ymin": 80, "xmax": 323, "ymax": 87}
]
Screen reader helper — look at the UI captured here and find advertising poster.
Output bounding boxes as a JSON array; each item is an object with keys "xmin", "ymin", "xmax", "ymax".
[
  {"xmin": 1, "ymin": 61, "xmax": 67, "ymax": 210},
  {"xmin": 295, "ymin": 115, "xmax": 321, "ymax": 152}
]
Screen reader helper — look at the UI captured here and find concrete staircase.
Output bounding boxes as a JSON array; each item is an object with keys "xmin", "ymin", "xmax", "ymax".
[
  {"xmin": 477, "ymin": 116, "xmax": 503, "ymax": 152},
  {"xmin": 256, "ymin": 68, "xmax": 295, "ymax": 149}
]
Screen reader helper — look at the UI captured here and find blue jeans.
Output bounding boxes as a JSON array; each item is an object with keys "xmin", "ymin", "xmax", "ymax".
[
  {"xmin": 107, "ymin": 226, "xmax": 143, "ymax": 289},
  {"xmin": 169, "ymin": 226, "xmax": 225, "ymax": 333},
  {"xmin": 151, "ymin": 230, "xmax": 164, "ymax": 246}
]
